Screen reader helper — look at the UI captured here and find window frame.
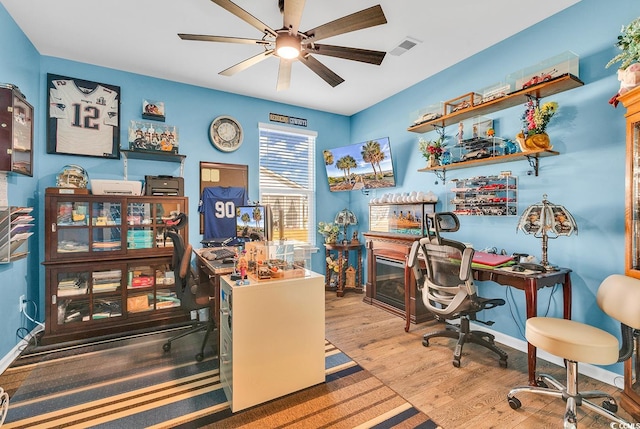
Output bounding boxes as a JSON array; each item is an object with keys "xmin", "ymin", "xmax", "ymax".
[{"xmin": 258, "ymin": 122, "xmax": 317, "ymax": 244}]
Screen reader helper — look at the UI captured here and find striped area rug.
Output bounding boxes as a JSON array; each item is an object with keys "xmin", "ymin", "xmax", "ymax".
[{"xmin": 1, "ymin": 333, "xmax": 438, "ymax": 428}]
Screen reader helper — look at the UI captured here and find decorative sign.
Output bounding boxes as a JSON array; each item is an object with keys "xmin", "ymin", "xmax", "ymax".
[{"xmin": 269, "ymin": 113, "xmax": 307, "ymax": 127}]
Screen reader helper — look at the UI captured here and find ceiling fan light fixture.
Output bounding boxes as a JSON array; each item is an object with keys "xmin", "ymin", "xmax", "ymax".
[{"xmin": 276, "ymin": 33, "xmax": 300, "ymax": 59}]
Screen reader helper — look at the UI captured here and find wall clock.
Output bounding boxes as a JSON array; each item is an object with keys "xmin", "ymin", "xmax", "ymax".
[{"xmin": 209, "ymin": 115, "xmax": 243, "ymax": 152}]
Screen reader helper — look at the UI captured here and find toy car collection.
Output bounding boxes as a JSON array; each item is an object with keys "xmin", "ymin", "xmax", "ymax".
[{"xmin": 449, "ymin": 175, "xmax": 518, "ymax": 216}]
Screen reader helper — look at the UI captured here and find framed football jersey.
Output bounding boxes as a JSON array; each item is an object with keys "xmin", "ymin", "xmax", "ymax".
[{"xmin": 46, "ymin": 74, "xmax": 120, "ymax": 159}]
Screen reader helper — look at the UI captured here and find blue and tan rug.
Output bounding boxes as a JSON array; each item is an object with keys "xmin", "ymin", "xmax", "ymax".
[{"xmin": 0, "ymin": 331, "xmax": 438, "ymax": 428}]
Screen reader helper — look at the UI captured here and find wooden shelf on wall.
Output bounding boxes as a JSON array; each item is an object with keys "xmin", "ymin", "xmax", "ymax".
[
  {"xmin": 418, "ymin": 148, "xmax": 559, "ymax": 177},
  {"xmin": 408, "ymin": 74, "xmax": 584, "ymax": 134}
]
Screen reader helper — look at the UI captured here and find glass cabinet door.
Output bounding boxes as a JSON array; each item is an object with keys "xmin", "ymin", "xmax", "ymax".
[
  {"xmin": 56, "ymin": 201, "xmax": 90, "ymax": 254},
  {"xmin": 631, "ymin": 119, "xmax": 640, "ymax": 273},
  {"xmin": 52, "ymin": 265, "xmax": 123, "ymax": 329},
  {"xmin": 620, "ymin": 87, "xmax": 640, "ymax": 420},
  {"xmin": 50, "ymin": 198, "xmax": 124, "ymax": 260},
  {"xmin": 126, "ymin": 260, "xmax": 179, "ymax": 314},
  {"xmin": 127, "ymin": 201, "xmax": 153, "ymax": 250}
]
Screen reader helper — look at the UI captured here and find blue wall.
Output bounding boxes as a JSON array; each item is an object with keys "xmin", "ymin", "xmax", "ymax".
[
  {"xmin": 1, "ymin": 0, "xmax": 639, "ymax": 376},
  {"xmin": 348, "ymin": 0, "xmax": 640, "ymax": 374},
  {"xmin": 0, "ymin": 4, "xmax": 41, "ymax": 365}
]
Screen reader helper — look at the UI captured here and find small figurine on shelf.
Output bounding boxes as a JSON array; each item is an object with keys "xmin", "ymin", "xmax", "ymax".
[{"xmin": 351, "ymin": 231, "xmax": 359, "ymax": 244}]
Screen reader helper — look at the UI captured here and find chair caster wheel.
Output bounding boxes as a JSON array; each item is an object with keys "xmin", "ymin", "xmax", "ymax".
[
  {"xmin": 602, "ymin": 399, "xmax": 618, "ymax": 413},
  {"xmin": 163, "ymin": 342, "xmax": 171, "ymax": 352},
  {"xmin": 195, "ymin": 353, "xmax": 204, "ymax": 362},
  {"xmin": 535, "ymin": 379, "xmax": 548, "ymax": 388},
  {"xmin": 422, "ymin": 339, "xmax": 430, "ymax": 347},
  {"xmin": 508, "ymin": 396, "xmax": 521, "ymax": 410},
  {"xmin": 499, "ymin": 359, "xmax": 508, "ymax": 368},
  {"xmin": 452, "ymin": 359, "xmax": 460, "ymax": 368}
]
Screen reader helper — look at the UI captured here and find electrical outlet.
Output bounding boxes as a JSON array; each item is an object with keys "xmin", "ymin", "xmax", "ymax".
[{"xmin": 18, "ymin": 295, "xmax": 25, "ymax": 312}]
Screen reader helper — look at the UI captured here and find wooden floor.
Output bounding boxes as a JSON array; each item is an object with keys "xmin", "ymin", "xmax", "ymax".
[{"xmin": 324, "ymin": 291, "xmax": 636, "ymax": 429}]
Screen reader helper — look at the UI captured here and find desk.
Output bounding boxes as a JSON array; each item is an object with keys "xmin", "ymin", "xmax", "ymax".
[
  {"xmin": 194, "ymin": 247, "xmax": 236, "ymax": 356},
  {"xmin": 324, "ymin": 242, "xmax": 363, "ymax": 297},
  {"xmin": 406, "ymin": 265, "xmax": 572, "ymax": 386}
]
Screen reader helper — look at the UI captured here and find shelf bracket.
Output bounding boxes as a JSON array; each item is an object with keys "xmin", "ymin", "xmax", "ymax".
[
  {"xmin": 525, "ymin": 93, "xmax": 540, "ymax": 106},
  {"xmin": 525, "ymin": 155, "xmax": 540, "ymax": 176},
  {"xmin": 123, "ymin": 152, "xmax": 129, "ymax": 181},
  {"xmin": 433, "ymin": 169, "xmax": 446, "ymax": 184}
]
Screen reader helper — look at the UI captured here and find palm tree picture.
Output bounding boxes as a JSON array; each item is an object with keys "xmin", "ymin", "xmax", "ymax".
[{"xmin": 323, "ymin": 137, "xmax": 396, "ymax": 192}]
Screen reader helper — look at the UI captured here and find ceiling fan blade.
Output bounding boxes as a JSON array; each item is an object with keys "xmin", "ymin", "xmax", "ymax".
[
  {"xmin": 306, "ymin": 44, "xmax": 386, "ymax": 65},
  {"xmin": 178, "ymin": 33, "xmax": 270, "ymax": 46},
  {"xmin": 219, "ymin": 50, "xmax": 274, "ymax": 76},
  {"xmin": 211, "ymin": 0, "xmax": 277, "ymax": 37},
  {"xmin": 299, "ymin": 55, "xmax": 344, "ymax": 87},
  {"xmin": 277, "ymin": 59, "xmax": 292, "ymax": 91},
  {"xmin": 303, "ymin": 5, "xmax": 387, "ymax": 42},
  {"xmin": 283, "ymin": 0, "xmax": 306, "ymax": 35}
]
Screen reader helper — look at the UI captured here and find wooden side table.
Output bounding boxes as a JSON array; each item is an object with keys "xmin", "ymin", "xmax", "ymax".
[{"xmin": 324, "ymin": 242, "xmax": 363, "ymax": 297}]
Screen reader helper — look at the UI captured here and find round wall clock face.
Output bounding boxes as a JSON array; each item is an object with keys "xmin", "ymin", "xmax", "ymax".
[{"xmin": 209, "ymin": 116, "xmax": 243, "ymax": 152}]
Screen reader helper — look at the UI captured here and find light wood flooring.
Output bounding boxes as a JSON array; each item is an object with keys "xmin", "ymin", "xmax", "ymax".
[{"xmin": 324, "ymin": 291, "xmax": 636, "ymax": 429}]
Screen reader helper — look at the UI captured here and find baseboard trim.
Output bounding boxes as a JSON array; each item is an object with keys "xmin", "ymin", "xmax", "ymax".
[
  {"xmin": 0, "ymin": 325, "xmax": 44, "ymax": 374},
  {"xmin": 476, "ymin": 323, "xmax": 624, "ymax": 389}
]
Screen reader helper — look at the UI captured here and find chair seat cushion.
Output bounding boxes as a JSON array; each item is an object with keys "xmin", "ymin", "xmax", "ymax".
[{"xmin": 526, "ymin": 317, "xmax": 619, "ymax": 365}]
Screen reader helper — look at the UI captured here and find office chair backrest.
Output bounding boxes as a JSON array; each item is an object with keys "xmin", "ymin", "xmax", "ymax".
[
  {"xmin": 425, "ymin": 211, "xmax": 460, "ymax": 244},
  {"xmin": 408, "ymin": 212, "xmax": 478, "ymax": 318},
  {"xmin": 164, "ymin": 213, "xmax": 199, "ymax": 306}
]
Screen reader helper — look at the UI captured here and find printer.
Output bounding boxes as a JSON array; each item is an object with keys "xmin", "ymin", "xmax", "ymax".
[{"xmin": 145, "ymin": 175, "xmax": 184, "ymax": 196}]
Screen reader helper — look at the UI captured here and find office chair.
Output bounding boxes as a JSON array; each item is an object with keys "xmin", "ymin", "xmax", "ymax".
[
  {"xmin": 161, "ymin": 213, "xmax": 216, "ymax": 362},
  {"xmin": 507, "ymin": 274, "xmax": 640, "ymax": 428},
  {"xmin": 408, "ymin": 212, "xmax": 508, "ymax": 368}
]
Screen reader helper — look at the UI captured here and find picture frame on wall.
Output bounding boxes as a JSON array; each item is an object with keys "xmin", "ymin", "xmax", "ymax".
[
  {"xmin": 142, "ymin": 99, "xmax": 165, "ymax": 122},
  {"xmin": 46, "ymin": 73, "xmax": 120, "ymax": 159}
]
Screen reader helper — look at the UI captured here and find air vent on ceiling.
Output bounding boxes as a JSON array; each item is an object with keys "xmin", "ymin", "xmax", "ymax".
[{"xmin": 389, "ymin": 36, "xmax": 421, "ymax": 56}]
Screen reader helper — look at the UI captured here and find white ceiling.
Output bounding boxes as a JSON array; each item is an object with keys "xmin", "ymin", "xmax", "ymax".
[{"xmin": 1, "ymin": 0, "xmax": 580, "ymax": 116}]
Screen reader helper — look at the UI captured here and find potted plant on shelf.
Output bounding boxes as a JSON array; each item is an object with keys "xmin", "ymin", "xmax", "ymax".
[
  {"xmin": 317, "ymin": 221, "xmax": 340, "ymax": 244},
  {"xmin": 607, "ymin": 16, "xmax": 640, "ymax": 107}
]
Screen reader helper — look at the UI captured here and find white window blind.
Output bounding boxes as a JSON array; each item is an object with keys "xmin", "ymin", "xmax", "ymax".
[{"xmin": 258, "ymin": 123, "xmax": 316, "ymax": 244}]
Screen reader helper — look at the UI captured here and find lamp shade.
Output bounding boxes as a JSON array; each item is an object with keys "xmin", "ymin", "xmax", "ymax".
[
  {"xmin": 517, "ymin": 194, "xmax": 577, "ymax": 269},
  {"xmin": 334, "ymin": 208, "xmax": 358, "ymax": 227},
  {"xmin": 334, "ymin": 208, "xmax": 357, "ymax": 242}
]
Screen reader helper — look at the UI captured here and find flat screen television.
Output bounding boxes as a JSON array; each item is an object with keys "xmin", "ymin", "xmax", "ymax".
[{"xmin": 323, "ymin": 137, "xmax": 396, "ymax": 192}]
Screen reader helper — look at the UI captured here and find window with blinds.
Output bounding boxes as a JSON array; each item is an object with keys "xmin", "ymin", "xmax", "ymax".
[{"xmin": 258, "ymin": 123, "xmax": 316, "ymax": 244}]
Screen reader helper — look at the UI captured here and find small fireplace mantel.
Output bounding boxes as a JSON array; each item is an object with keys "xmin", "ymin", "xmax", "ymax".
[{"xmin": 363, "ymin": 232, "xmax": 432, "ymax": 329}]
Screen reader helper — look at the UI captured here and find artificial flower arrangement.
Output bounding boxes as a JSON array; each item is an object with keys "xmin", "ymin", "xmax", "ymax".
[
  {"xmin": 607, "ymin": 16, "xmax": 640, "ymax": 107},
  {"xmin": 516, "ymin": 100, "xmax": 558, "ymax": 151},
  {"xmin": 317, "ymin": 221, "xmax": 340, "ymax": 241},
  {"xmin": 606, "ymin": 16, "xmax": 640, "ymax": 70},
  {"xmin": 522, "ymin": 100, "xmax": 558, "ymax": 137},
  {"xmin": 418, "ymin": 135, "xmax": 446, "ymax": 166},
  {"xmin": 325, "ymin": 256, "xmax": 343, "ymax": 273}
]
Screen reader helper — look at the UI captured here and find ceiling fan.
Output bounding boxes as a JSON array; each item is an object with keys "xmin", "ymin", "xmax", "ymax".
[{"xmin": 178, "ymin": 0, "xmax": 387, "ymax": 90}]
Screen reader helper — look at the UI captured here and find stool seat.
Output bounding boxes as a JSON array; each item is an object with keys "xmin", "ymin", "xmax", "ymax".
[{"xmin": 526, "ymin": 317, "xmax": 618, "ymax": 365}]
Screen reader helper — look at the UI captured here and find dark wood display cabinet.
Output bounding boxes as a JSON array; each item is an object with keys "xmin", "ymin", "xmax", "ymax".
[
  {"xmin": 363, "ymin": 232, "xmax": 432, "ymax": 330},
  {"xmin": 42, "ymin": 192, "xmax": 189, "ymax": 345},
  {"xmin": 619, "ymin": 87, "xmax": 640, "ymax": 420},
  {"xmin": 0, "ymin": 84, "xmax": 33, "ymax": 176}
]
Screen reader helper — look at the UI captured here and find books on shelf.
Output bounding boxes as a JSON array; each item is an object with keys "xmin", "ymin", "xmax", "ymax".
[
  {"xmin": 92, "ymin": 270, "xmax": 122, "ymax": 293},
  {"xmin": 58, "ymin": 276, "xmax": 89, "ymax": 296}
]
